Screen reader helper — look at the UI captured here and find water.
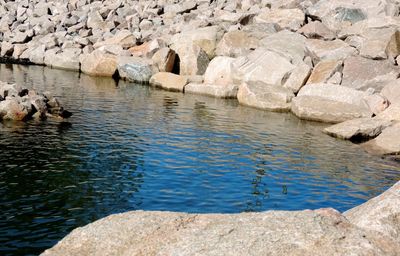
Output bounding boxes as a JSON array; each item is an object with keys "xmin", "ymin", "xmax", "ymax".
[{"xmin": 0, "ymin": 64, "xmax": 399, "ymax": 255}]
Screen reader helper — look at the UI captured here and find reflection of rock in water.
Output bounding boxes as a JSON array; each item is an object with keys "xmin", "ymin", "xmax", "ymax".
[{"xmin": 163, "ymin": 96, "xmax": 178, "ymax": 117}]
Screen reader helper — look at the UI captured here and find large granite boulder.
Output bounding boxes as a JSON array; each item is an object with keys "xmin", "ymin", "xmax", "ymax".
[
  {"xmin": 306, "ymin": 39, "xmax": 357, "ymax": 63},
  {"xmin": 117, "ymin": 56, "xmax": 154, "ymax": 84},
  {"xmin": 362, "ymin": 122, "xmax": 400, "ymax": 155},
  {"xmin": 173, "ymin": 43, "xmax": 210, "ymax": 76},
  {"xmin": 215, "ymin": 30, "xmax": 260, "ymax": 58},
  {"xmin": 381, "ymin": 79, "xmax": 400, "ymax": 104},
  {"xmin": 0, "ymin": 97, "xmax": 29, "ymax": 121},
  {"xmin": 255, "ymin": 8, "xmax": 305, "ymax": 31},
  {"xmin": 44, "ymin": 48, "xmax": 81, "ymax": 71},
  {"xmin": 149, "ymin": 72, "xmax": 188, "ymax": 92},
  {"xmin": 80, "ymin": 50, "xmax": 118, "ymax": 77}
]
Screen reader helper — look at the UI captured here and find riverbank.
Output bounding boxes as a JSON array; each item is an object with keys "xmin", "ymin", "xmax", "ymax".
[
  {"xmin": 1, "ymin": 0, "xmax": 400, "ymax": 156},
  {"xmin": 42, "ymin": 181, "xmax": 400, "ymax": 255}
]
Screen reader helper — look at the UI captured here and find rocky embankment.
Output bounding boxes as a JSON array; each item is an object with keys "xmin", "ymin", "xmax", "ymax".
[
  {"xmin": 0, "ymin": 82, "xmax": 71, "ymax": 121},
  {"xmin": 1, "ymin": 0, "xmax": 400, "ymax": 153},
  {"xmin": 41, "ymin": 181, "xmax": 400, "ymax": 255}
]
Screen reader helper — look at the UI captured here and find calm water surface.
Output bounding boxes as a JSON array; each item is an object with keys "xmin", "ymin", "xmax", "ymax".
[{"xmin": 0, "ymin": 64, "xmax": 399, "ymax": 255}]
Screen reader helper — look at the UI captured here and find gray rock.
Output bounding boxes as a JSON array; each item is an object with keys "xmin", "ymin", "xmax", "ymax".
[
  {"xmin": 44, "ymin": 48, "xmax": 81, "ymax": 71},
  {"xmin": 117, "ymin": 56, "xmax": 154, "ymax": 84},
  {"xmin": 184, "ymin": 83, "xmax": 239, "ymax": 99},
  {"xmin": 324, "ymin": 117, "xmax": 393, "ymax": 140}
]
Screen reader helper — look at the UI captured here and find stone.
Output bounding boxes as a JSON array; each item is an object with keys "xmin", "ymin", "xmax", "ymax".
[
  {"xmin": 283, "ymin": 62, "xmax": 311, "ymax": 94},
  {"xmin": 255, "ymin": 8, "xmax": 305, "ymax": 31},
  {"xmin": 233, "ymin": 49, "xmax": 295, "ymax": 86},
  {"xmin": 359, "ymin": 28, "xmax": 400, "ymax": 60},
  {"xmin": 345, "ymin": 181, "xmax": 400, "ymax": 242},
  {"xmin": 323, "ymin": 117, "xmax": 393, "ymax": 140},
  {"xmin": 291, "ymin": 96, "xmax": 372, "ymax": 123},
  {"xmin": 184, "ymin": 83, "xmax": 239, "ymax": 99},
  {"xmin": 170, "ymin": 26, "xmax": 219, "ymax": 59},
  {"xmin": 80, "ymin": 49, "xmax": 117, "ymax": 77},
  {"xmin": 377, "ymin": 103, "xmax": 400, "ymax": 121},
  {"xmin": 298, "ymin": 21, "xmax": 336, "ymax": 40},
  {"xmin": 149, "ymin": 72, "xmax": 188, "ymax": 92},
  {"xmin": 341, "ymin": 56, "xmax": 400, "ymax": 91},
  {"xmin": 42, "ymin": 208, "xmax": 400, "ymax": 256},
  {"xmin": 307, "ymin": 60, "xmax": 343, "ymax": 84},
  {"xmin": 44, "ymin": 48, "xmax": 81, "ymax": 71},
  {"xmin": 29, "ymin": 45, "xmax": 46, "ymax": 65},
  {"xmin": 1, "ymin": 41, "xmax": 14, "ymax": 57},
  {"xmin": 215, "ymin": 30, "xmax": 259, "ymax": 57},
  {"xmin": 0, "ymin": 98, "xmax": 29, "ymax": 121},
  {"xmin": 362, "ymin": 123, "xmax": 400, "ymax": 155},
  {"xmin": 117, "ymin": 56, "xmax": 154, "ymax": 84},
  {"xmin": 237, "ymin": 81, "xmax": 295, "ymax": 112},
  {"xmin": 93, "ymin": 30, "xmax": 136, "ymax": 49},
  {"xmin": 12, "ymin": 44, "xmax": 28, "ymax": 59},
  {"xmin": 173, "ymin": 43, "xmax": 210, "ymax": 76},
  {"xmin": 363, "ymin": 94, "xmax": 390, "ymax": 115},
  {"xmin": 306, "ymin": 39, "xmax": 357, "ymax": 63},
  {"xmin": 151, "ymin": 47, "xmax": 176, "ymax": 73},
  {"xmin": 260, "ymin": 30, "xmax": 307, "ymax": 65},
  {"xmin": 381, "ymin": 80, "xmax": 400, "ymax": 104}
]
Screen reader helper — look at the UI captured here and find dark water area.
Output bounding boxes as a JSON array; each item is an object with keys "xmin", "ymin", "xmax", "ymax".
[{"xmin": 0, "ymin": 64, "xmax": 399, "ymax": 255}]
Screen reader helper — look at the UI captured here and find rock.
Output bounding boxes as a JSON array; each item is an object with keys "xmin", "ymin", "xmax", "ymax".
[
  {"xmin": 363, "ymin": 94, "xmax": 390, "ymax": 115},
  {"xmin": 173, "ymin": 43, "xmax": 210, "ymax": 76},
  {"xmin": 362, "ymin": 123, "xmax": 400, "ymax": 155},
  {"xmin": 327, "ymin": 72, "xmax": 343, "ymax": 84},
  {"xmin": 359, "ymin": 28, "xmax": 400, "ymax": 60},
  {"xmin": 306, "ymin": 39, "xmax": 357, "ymax": 63},
  {"xmin": 307, "ymin": 60, "xmax": 343, "ymax": 84},
  {"xmin": 184, "ymin": 83, "xmax": 239, "ymax": 99},
  {"xmin": 149, "ymin": 72, "xmax": 188, "ymax": 92},
  {"xmin": 233, "ymin": 49, "xmax": 295, "ymax": 86},
  {"xmin": 12, "ymin": 44, "xmax": 28, "ymax": 59},
  {"xmin": 29, "ymin": 45, "xmax": 46, "ymax": 65},
  {"xmin": 170, "ymin": 26, "xmax": 219, "ymax": 59},
  {"xmin": 215, "ymin": 30, "xmax": 259, "ymax": 57},
  {"xmin": 283, "ymin": 62, "xmax": 311, "ymax": 94},
  {"xmin": 0, "ymin": 98, "xmax": 29, "ymax": 121},
  {"xmin": 324, "ymin": 117, "xmax": 393, "ymax": 140},
  {"xmin": 298, "ymin": 21, "xmax": 336, "ymax": 40},
  {"xmin": 345, "ymin": 181, "xmax": 400, "ymax": 242},
  {"xmin": 151, "ymin": 47, "xmax": 176, "ymax": 73},
  {"xmin": 117, "ymin": 56, "xmax": 154, "ymax": 84},
  {"xmin": 42, "ymin": 208, "xmax": 400, "ymax": 256},
  {"xmin": 377, "ymin": 103, "xmax": 400, "ymax": 121},
  {"xmin": 260, "ymin": 30, "xmax": 307, "ymax": 65},
  {"xmin": 128, "ymin": 39, "xmax": 165, "ymax": 58},
  {"xmin": 381, "ymin": 80, "xmax": 400, "ymax": 104},
  {"xmin": 44, "ymin": 48, "xmax": 81, "ymax": 71},
  {"xmin": 237, "ymin": 81, "xmax": 295, "ymax": 112},
  {"xmin": 291, "ymin": 96, "xmax": 372, "ymax": 123},
  {"xmin": 255, "ymin": 8, "xmax": 305, "ymax": 31},
  {"xmin": 93, "ymin": 30, "xmax": 136, "ymax": 49},
  {"xmin": 81, "ymin": 49, "xmax": 118, "ymax": 77},
  {"xmin": 0, "ymin": 41, "xmax": 14, "ymax": 57},
  {"xmin": 342, "ymin": 56, "xmax": 400, "ymax": 91}
]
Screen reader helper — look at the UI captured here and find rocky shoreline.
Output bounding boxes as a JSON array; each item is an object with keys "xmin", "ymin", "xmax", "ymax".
[
  {"xmin": 1, "ymin": 0, "xmax": 400, "ymax": 155},
  {"xmin": 42, "ymin": 181, "xmax": 400, "ymax": 255}
]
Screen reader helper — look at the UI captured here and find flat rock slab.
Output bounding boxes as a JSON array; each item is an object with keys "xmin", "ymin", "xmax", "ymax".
[
  {"xmin": 324, "ymin": 117, "xmax": 393, "ymax": 140},
  {"xmin": 292, "ymin": 96, "xmax": 372, "ymax": 123},
  {"xmin": 42, "ymin": 181, "xmax": 400, "ymax": 256},
  {"xmin": 149, "ymin": 72, "xmax": 188, "ymax": 92},
  {"xmin": 362, "ymin": 122, "xmax": 400, "ymax": 155},
  {"xmin": 184, "ymin": 83, "xmax": 238, "ymax": 98}
]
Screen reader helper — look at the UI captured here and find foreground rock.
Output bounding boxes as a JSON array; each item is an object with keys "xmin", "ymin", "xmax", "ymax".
[
  {"xmin": 362, "ymin": 123, "xmax": 400, "ymax": 155},
  {"xmin": 42, "ymin": 181, "xmax": 400, "ymax": 256},
  {"xmin": 149, "ymin": 72, "xmax": 187, "ymax": 92},
  {"xmin": 0, "ymin": 82, "xmax": 71, "ymax": 121}
]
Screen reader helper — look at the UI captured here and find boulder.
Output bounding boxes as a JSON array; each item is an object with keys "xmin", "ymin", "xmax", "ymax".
[
  {"xmin": 362, "ymin": 122, "xmax": 400, "ymax": 155},
  {"xmin": 233, "ymin": 48, "xmax": 295, "ymax": 86},
  {"xmin": 341, "ymin": 56, "xmax": 400, "ymax": 91},
  {"xmin": 378, "ymin": 103, "xmax": 400, "ymax": 121},
  {"xmin": 255, "ymin": 8, "xmax": 305, "ymax": 31},
  {"xmin": 117, "ymin": 56, "xmax": 154, "ymax": 84},
  {"xmin": 363, "ymin": 94, "xmax": 390, "ymax": 115},
  {"xmin": 283, "ymin": 62, "xmax": 311, "ymax": 94},
  {"xmin": 173, "ymin": 43, "xmax": 210, "ymax": 76},
  {"xmin": 80, "ymin": 50, "xmax": 118, "ymax": 77},
  {"xmin": 151, "ymin": 47, "xmax": 176, "ymax": 73},
  {"xmin": 29, "ymin": 45, "xmax": 46, "ymax": 65},
  {"xmin": 306, "ymin": 60, "xmax": 343, "ymax": 84},
  {"xmin": 0, "ymin": 98, "xmax": 29, "ymax": 121},
  {"xmin": 93, "ymin": 30, "xmax": 136, "ymax": 49},
  {"xmin": 345, "ymin": 181, "xmax": 400, "ymax": 242},
  {"xmin": 149, "ymin": 72, "xmax": 188, "ymax": 92},
  {"xmin": 381, "ymin": 80, "xmax": 400, "ymax": 104},
  {"xmin": 237, "ymin": 81, "xmax": 295, "ymax": 112},
  {"xmin": 306, "ymin": 39, "xmax": 357, "ymax": 63},
  {"xmin": 42, "ymin": 208, "xmax": 400, "ymax": 256},
  {"xmin": 44, "ymin": 48, "xmax": 81, "ymax": 71},
  {"xmin": 298, "ymin": 21, "xmax": 336, "ymax": 40},
  {"xmin": 291, "ymin": 96, "xmax": 372, "ymax": 123},
  {"xmin": 324, "ymin": 117, "xmax": 393, "ymax": 140},
  {"xmin": 184, "ymin": 83, "xmax": 239, "ymax": 99},
  {"xmin": 215, "ymin": 30, "xmax": 259, "ymax": 57},
  {"xmin": 359, "ymin": 28, "xmax": 400, "ymax": 60},
  {"xmin": 170, "ymin": 26, "xmax": 219, "ymax": 59}
]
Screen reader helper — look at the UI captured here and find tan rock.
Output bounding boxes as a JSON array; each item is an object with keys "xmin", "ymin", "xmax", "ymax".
[
  {"xmin": 362, "ymin": 123, "xmax": 400, "ymax": 155},
  {"xmin": 173, "ymin": 43, "xmax": 210, "ymax": 76},
  {"xmin": 324, "ymin": 117, "xmax": 393, "ymax": 140},
  {"xmin": 44, "ymin": 48, "xmax": 81, "ymax": 71},
  {"xmin": 363, "ymin": 94, "xmax": 390, "ymax": 115},
  {"xmin": 151, "ymin": 47, "xmax": 176, "ymax": 73},
  {"xmin": 360, "ymin": 28, "xmax": 400, "ymax": 60},
  {"xmin": 298, "ymin": 21, "xmax": 336, "ymax": 40},
  {"xmin": 215, "ymin": 30, "xmax": 259, "ymax": 57},
  {"xmin": 93, "ymin": 30, "xmax": 136, "ymax": 49},
  {"xmin": 149, "ymin": 72, "xmax": 188, "ymax": 92},
  {"xmin": 0, "ymin": 98, "xmax": 29, "ymax": 121},
  {"xmin": 255, "ymin": 8, "xmax": 305, "ymax": 31},
  {"xmin": 306, "ymin": 39, "xmax": 357, "ymax": 63},
  {"xmin": 381, "ymin": 79, "xmax": 400, "ymax": 104},
  {"xmin": 81, "ymin": 50, "xmax": 117, "ymax": 77},
  {"xmin": 307, "ymin": 60, "xmax": 343, "ymax": 84},
  {"xmin": 184, "ymin": 83, "xmax": 238, "ymax": 98},
  {"xmin": 377, "ymin": 103, "xmax": 400, "ymax": 121},
  {"xmin": 283, "ymin": 62, "xmax": 311, "ymax": 93},
  {"xmin": 237, "ymin": 81, "xmax": 294, "ymax": 112}
]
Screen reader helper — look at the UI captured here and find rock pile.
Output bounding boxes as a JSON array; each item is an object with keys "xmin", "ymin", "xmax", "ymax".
[
  {"xmin": 42, "ymin": 181, "xmax": 400, "ymax": 255},
  {"xmin": 0, "ymin": 82, "xmax": 72, "ymax": 121},
  {"xmin": 1, "ymin": 0, "xmax": 399, "ymax": 153}
]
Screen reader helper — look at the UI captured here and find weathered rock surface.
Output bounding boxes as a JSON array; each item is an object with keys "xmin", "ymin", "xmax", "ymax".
[
  {"xmin": 117, "ymin": 56, "xmax": 154, "ymax": 84},
  {"xmin": 81, "ymin": 50, "xmax": 117, "ymax": 77},
  {"xmin": 149, "ymin": 72, "xmax": 187, "ymax": 92},
  {"xmin": 42, "ymin": 181, "xmax": 400, "ymax": 256},
  {"xmin": 215, "ymin": 30, "xmax": 259, "ymax": 57},
  {"xmin": 324, "ymin": 118, "xmax": 393, "ymax": 140},
  {"xmin": 362, "ymin": 122, "xmax": 400, "ymax": 155}
]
